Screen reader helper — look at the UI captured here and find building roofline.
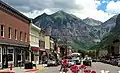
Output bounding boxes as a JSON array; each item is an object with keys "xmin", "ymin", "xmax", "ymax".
[
  {"xmin": 31, "ymin": 23, "xmax": 41, "ymax": 31},
  {"xmin": 0, "ymin": 0, "xmax": 31, "ymax": 23}
]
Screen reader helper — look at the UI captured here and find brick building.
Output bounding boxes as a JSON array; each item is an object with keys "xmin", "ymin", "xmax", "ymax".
[{"xmin": 0, "ymin": 1, "xmax": 31, "ymax": 68}]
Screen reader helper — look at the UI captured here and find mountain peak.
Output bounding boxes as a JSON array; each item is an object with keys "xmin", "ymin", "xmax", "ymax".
[
  {"xmin": 53, "ymin": 10, "xmax": 67, "ymax": 16},
  {"xmin": 83, "ymin": 17, "xmax": 102, "ymax": 26},
  {"xmin": 85, "ymin": 17, "xmax": 102, "ymax": 22},
  {"xmin": 56, "ymin": 10, "xmax": 66, "ymax": 14},
  {"xmin": 41, "ymin": 12, "xmax": 48, "ymax": 16}
]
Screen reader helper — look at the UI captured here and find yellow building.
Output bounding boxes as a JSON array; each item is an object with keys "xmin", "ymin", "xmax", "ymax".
[
  {"xmin": 45, "ymin": 36, "xmax": 50, "ymax": 50},
  {"xmin": 45, "ymin": 36, "xmax": 55, "ymax": 54}
]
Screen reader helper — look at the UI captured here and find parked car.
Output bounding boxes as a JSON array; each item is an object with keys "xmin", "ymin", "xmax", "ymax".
[
  {"xmin": 92, "ymin": 58, "xmax": 100, "ymax": 62},
  {"xmin": 72, "ymin": 57, "xmax": 81, "ymax": 65},
  {"xmin": 100, "ymin": 58, "xmax": 106, "ymax": 63},
  {"xmin": 83, "ymin": 57, "xmax": 92, "ymax": 66},
  {"xmin": 47, "ymin": 59, "xmax": 58, "ymax": 66},
  {"xmin": 68, "ymin": 59, "xmax": 75, "ymax": 67},
  {"xmin": 92, "ymin": 58, "xmax": 97, "ymax": 62},
  {"xmin": 47, "ymin": 54, "xmax": 59, "ymax": 66},
  {"xmin": 109, "ymin": 59, "xmax": 116, "ymax": 65},
  {"xmin": 115, "ymin": 58, "xmax": 120, "ymax": 67},
  {"xmin": 105, "ymin": 59, "xmax": 110, "ymax": 64}
]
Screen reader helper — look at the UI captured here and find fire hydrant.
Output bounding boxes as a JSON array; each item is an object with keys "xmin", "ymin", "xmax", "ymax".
[
  {"xmin": 70, "ymin": 65, "xmax": 79, "ymax": 73},
  {"xmin": 10, "ymin": 64, "xmax": 12, "ymax": 70}
]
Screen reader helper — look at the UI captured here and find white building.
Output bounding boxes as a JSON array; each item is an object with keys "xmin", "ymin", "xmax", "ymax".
[{"xmin": 30, "ymin": 23, "xmax": 41, "ymax": 64}]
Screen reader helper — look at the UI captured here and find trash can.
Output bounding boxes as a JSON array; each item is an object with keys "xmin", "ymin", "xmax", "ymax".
[{"xmin": 25, "ymin": 62, "xmax": 33, "ymax": 69}]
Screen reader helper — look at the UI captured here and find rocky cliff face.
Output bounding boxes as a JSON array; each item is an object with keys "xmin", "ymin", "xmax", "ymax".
[
  {"xmin": 33, "ymin": 10, "xmax": 117, "ymax": 50},
  {"xmin": 83, "ymin": 17, "xmax": 102, "ymax": 26},
  {"xmin": 100, "ymin": 15, "xmax": 118, "ymax": 38}
]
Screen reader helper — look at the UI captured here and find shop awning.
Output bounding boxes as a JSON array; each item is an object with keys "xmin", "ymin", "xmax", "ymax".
[
  {"xmin": 40, "ymin": 49, "xmax": 46, "ymax": 51},
  {"xmin": 32, "ymin": 47, "xmax": 40, "ymax": 51}
]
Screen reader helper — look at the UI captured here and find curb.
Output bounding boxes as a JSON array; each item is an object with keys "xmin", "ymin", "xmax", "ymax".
[
  {"xmin": 0, "ymin": 71, "xmax": 15, "ymax": 73},
  {"xmin": 25, "ymin": 69, "xmax": 39, "ymax": 72}
]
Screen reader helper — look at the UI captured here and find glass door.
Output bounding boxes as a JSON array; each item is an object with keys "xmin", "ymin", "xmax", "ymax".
[
  {"xmin": 0, "ymin": 47, "xmax": 2, "ymax": 68},
  {"xmin": 7, "ymin": 47, "xmax": 14, "ymax": 67}
]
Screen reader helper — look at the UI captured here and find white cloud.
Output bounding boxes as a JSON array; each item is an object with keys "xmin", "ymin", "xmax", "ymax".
[
  {"xmin": 70, "ymin": 0, "xmax": 114, "ymax": 22},
  {"xmin": 72, "ymin": 9, "xmax": 114, "ymax": 22},
  {"xmin": 106, "ymin": 1, "xmax": 120, "ymax": 14},
  {"xmin": 17, "ymin": 0, "xmax": 115, "ymax": 22},
  {"xmin": 22, "ymin": 9, "xmax": 54, "ymax": 18}
]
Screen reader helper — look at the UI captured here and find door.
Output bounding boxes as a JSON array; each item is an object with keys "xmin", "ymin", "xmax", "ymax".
[
  {"xmin": 2, "ymin": 46, "xmax": 8, "ymax": 68},
  {"xmin": 2, "ymin": 54, "xmax": 8, "ymax": 68}
]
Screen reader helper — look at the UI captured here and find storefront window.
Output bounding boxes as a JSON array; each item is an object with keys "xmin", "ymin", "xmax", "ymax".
[
  {"xmin": 8, "ymin": 54, "xmax": 13, "ymax": 61},
  {"xmin": 8, "ymin": 49, "xmax": 13, "ymax": 53},
  {"xmin": 16, "ymin": 49, "xmax": 22, "ymax": 61},
  {"xmin": 31, "ymin": 53, "xmax": 34, "ymax": 61},
  {"xmin": 0, "ymin": 48, "xmax": 1, "ymax": 62},
  {"xmin": 25, "ymin": 51, "xmax": 29, "ymax": 60},
  {"xmin": 18, "ymin": 54, "xmax": 21, "ymax": 61},
  {"xmin": 7, "ymin": 48, "xmax": 14, "ymax": 62}
]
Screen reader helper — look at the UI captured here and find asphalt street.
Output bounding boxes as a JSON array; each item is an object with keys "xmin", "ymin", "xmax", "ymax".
[{"xmin": 36, "ymin": 62, "xmax": 120, "ymax": 73}]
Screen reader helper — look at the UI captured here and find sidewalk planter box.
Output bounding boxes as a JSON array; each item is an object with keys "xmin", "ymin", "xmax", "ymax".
[{"xmin": 24, "ymin": 62, "xmax": 33, "ymax": 69}]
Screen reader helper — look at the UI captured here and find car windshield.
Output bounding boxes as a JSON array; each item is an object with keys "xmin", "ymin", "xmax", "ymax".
[{"xmin": 69, "ymin": 59, "xmax": 73, "ymax": 62}]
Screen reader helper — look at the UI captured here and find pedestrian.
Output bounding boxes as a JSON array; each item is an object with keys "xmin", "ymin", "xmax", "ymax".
[
  {"xmin": 59, "ymin": 56, "xmax": 69, "ymax": 73},
  {"xmin": 41, "ymin": 52, "xmax": 48, "ymax": 67}
]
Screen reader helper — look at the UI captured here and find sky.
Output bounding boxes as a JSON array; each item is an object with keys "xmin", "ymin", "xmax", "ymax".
[{"xmin": 2, "ymin": 0, "xmax": 120, "ymax": 22}]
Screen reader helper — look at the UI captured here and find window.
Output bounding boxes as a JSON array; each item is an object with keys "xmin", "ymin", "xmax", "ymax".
[
  {"xmin": 20, "ymin": 31, "xmax": 22, "ymax": 41},
  {"xmin": 8, "ymin": 49, "xmax": 13, "ymax": 53},
  {"xmin": 1, "ymin": 25, "xmax": 4, "ymax": 37},
  {"xmin": 0, "ymin": 48, "xmax": 1, "ymax": 62},
  {"xmin": 8, "ymin": 27, "xmax": 11, "ymax": 39},
  {"xmin": 25, "ymin": 33, "xmax": 27, "ymax": 42},
  {"xmin": 15, "ymin": 29, "xmax": 17, "ymax": 40}
]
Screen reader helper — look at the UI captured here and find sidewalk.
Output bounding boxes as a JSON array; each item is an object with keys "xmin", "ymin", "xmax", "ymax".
[{"xmin": 0, "ymin": 65, "xmax": 47, "ymax": 73}]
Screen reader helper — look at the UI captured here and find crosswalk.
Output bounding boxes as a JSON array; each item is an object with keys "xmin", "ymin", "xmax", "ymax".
[{"xmin": 59, "ymin": 67, "xmax": 120, "ymax": 73}]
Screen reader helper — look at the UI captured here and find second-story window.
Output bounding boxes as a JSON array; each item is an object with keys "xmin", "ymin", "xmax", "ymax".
[
  {"xmin": 1, "ymin": 25, "xmax": 4, "ymax": 37},
  {"xmin": 8, "ymin": 27, "xmax": 12, "ymax": 39},
  {"xmin": 25, "ymin": 33, "xmax": 27, "ymax": 42},
  {"xmin": 20, "ymin": 31, "xmax": 22, "ymax": 41},
  {"xmin": 15, "ymin": 29, "xmax": 17, "ymax": 40}
]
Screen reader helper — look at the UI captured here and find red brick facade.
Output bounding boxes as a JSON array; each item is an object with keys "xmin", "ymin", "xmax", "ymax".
[
  {"xmin": 0, "ymin": 2, "xmax": 30, "ymax": 46},
  {"xmin": 0, "ymin": 1, "xmax": 31, "ymax": 68}
]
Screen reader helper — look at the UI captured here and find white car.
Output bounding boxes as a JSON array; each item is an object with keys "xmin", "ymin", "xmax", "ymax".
[
  {"xmin": 68, "ymin": 59, "xmax": 75, "ymax": 67},
  {"xmin": 47, "ymin": 59, "xmax": 57, "ymax": 66}
]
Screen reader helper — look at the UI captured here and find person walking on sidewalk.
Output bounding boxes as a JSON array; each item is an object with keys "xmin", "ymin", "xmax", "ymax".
[{"xmin": 41, "ymin": 52, "xmax": 48, "ymax": 67}]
